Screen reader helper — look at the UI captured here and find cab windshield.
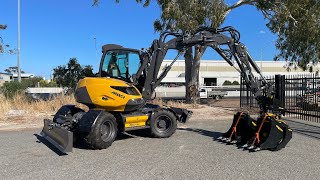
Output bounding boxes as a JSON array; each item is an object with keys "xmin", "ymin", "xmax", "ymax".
[{"xmin": 101, "ymin": 50, "xmax": 140, "ymax": 81}]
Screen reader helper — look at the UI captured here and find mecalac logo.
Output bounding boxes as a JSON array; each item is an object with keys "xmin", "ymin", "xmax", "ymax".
[{"xmin": 112, "ymin": 91, "xmax": 125, "ymax": 99}]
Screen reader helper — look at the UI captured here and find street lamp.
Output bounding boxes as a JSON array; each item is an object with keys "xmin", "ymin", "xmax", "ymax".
[{"xmin": 17, "ymin": 0, "xmax": 21, "ymax": 82}]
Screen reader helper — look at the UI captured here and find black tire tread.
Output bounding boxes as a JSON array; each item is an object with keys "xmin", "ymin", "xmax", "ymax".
[
  {"xmin": 84, "ymin": 112, "xmax": 118, "ymax": 150},
  {"xmin": 150, "ymin": 109, "xmax": 177, "ymax": 138}
]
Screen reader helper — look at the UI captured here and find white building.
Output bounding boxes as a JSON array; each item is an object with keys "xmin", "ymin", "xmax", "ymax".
[
  {"xmin": 160, "ymin": 60, "xmax": 316, "ymax": 86},
  {"xmin": 12, "ymin": 73, "xmax": 35, "ymax": 80},
  {"xmin": 0, "ymin": 72, "xmax": 13, "ymax": 86}
]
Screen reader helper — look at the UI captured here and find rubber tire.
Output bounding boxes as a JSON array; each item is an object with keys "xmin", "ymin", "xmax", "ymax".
[
  {"xmin": 150, "ymin": 110, "xmax": 177, "ymax": 138},
  {"xmin": 84, "ymin": 112, "xmax": 118, "ymax": 150}
]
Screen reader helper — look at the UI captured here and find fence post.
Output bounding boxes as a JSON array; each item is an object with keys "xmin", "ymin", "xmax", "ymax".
[{"xmin": 275, "ymin": 74, "xmax": 286, "ymax": 113}]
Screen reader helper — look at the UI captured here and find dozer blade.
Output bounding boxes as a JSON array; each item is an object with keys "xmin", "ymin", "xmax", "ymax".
[{"xmin": 40, "ymin": 119, "xmax": 73, "ymax": 153}]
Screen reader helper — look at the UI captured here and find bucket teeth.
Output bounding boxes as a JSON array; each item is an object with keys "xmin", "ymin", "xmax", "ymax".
[
  {"xmin": 248, "ymin": 145, "xmax": 255, "ymax": 150},
  {"xmin": 254, "ymin": 147, "xmax": 261, "ymax": 152},
  {"xmin": 241, "ymin": 144, "xmax": 249, "ymax": 148},
  {"xmin": 217, "ymin": 136, "xmax": 223, "ymax": 141},
  {"xmin": 230, "ymin": 140, "xmax": 237, "ymax": 144}
]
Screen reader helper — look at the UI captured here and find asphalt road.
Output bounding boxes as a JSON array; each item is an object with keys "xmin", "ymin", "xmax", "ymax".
[{"xmin": 0, "ymin": 118, "xmax": 319, "ymax": 180}]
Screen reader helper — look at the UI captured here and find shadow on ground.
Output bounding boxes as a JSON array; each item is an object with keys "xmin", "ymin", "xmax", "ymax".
[
  {"xmin": 34, "ymin": 129, "xmax": 152, "ymax": 156},
  {"xmin": 285, "ymin": 119, "xmax": 320, "ymax": 140},
  {"xmin": 177, "ymin": 127, "xmax": 222, "ymax": 140}
]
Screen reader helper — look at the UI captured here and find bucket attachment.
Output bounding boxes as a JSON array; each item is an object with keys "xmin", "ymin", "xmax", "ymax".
[
  {"xmin": 40, "ymin": 119, "xmax": 73, "ymax": 153},
  {"xmin": 246, "ymin": 115, "xmax": 292, "ymax": 151},
  {"xmin": 219, "ymin": 112, "xmax": 292, "ymax": 151},
  {"xmin": 218, "ymin": 112, "xmax": 257, "ymax": 145}
]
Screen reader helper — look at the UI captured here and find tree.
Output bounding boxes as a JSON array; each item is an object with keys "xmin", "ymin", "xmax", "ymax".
[
  {"xmin": 93, "ymin": 0, "xmax": 320, "ymax": 102},
  {"xmin": 0, "ymin": 24, "xmax": 7, "ymax": 54},
  {"xmin": 267, "ymin": 0, "xmax": 320, "ymax": 70},
  {"xmin": 4, "ymin": 66, "xmax": 25, "ymax": 74},
  {"xmin": 53, "ymin": 58, "xmax": 95, "ymax": 88},
  {"xmin": 0, "ymin": 24, "xmax": 14, "ymax": 55},
  {"xmin": 153, "ymin": 0, "xmax": 227, "ymax": 103}
]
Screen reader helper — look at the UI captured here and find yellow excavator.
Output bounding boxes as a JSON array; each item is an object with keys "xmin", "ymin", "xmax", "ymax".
[{"xmin": 41, "ymin": 26, "xmax": 292, "ymax": 153}]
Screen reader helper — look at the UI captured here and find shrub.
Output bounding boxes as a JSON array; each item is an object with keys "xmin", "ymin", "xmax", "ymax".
[
  {"xmin": 0, "ymin": 81, "xmax": 26, "ymax": 99},
  {"xmin": 232, "ymin": 81, "xmax": 240, "ymax": 85},
  {"xmin": 222, "ymin": 80, "xmax": 232, "ymax": 85},
  {"xmin": 0, "ymin": 77, "xmax": 57, "ymax": 99}
]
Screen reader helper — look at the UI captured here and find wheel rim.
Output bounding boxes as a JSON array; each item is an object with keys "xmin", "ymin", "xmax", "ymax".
[
  {"xmin": 155, "ymin": 115, "xmax": 172, "ymax": 133},
  {"xmin": 100, "ymin": 120, "xmax": 115, "ymax": 142}
]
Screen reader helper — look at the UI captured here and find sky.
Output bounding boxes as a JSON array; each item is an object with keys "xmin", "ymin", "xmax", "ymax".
[{"xmin": 0, "ymin": 0, "xmax": 278, "ymax": 79}]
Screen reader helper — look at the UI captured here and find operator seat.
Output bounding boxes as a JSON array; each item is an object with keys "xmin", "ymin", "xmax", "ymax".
[{"xmin": 107, "ymin": 54, "xmax": 121, "ymax": 77}]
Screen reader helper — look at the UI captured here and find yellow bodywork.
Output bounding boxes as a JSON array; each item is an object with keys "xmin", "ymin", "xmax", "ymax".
[
  {"xmin": 125, "ymin": 115, "xmax": 149, "ymax": 128},
  {"xmin": 75, "ymin": 77, "xmax": 150, "ymax": 130},
  {"xmin": 76, "ymin": 77, "xmax": 142, "ymax": 112}
]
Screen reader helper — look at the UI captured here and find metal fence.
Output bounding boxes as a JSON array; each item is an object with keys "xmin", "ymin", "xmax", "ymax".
[{"xmin": 240, "ymin": 74, "xmax": 320, "ymax": 123}]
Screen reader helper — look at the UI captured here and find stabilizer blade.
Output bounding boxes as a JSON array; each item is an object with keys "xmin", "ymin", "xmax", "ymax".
[{"xmin": 41, "ymin": 119, "xmax": 73, "ymax": 153}]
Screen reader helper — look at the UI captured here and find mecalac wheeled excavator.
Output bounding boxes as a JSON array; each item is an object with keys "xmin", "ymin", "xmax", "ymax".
[{"xmin": 41, "ymin": 26, "xmax": 292, "ymax": 153}]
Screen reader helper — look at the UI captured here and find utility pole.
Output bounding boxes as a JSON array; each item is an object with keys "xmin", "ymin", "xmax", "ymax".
[
  {"xmin": 17, "ymin": 0, "xmax": 21, "ymax": 82},
  {"xmin": 94, "ymin": 37, "xmax": 97, "ymax": 62}
]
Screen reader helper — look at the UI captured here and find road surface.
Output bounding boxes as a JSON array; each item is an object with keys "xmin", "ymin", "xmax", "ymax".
[{"xmin": 0, "ymin": 118, "xmax": 319, "ymax": 180}]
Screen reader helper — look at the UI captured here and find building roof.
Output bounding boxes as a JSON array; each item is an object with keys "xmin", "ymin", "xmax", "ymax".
[{"xmin": 0, "ymin": 72, "xmax": 13, "ymax": 76}]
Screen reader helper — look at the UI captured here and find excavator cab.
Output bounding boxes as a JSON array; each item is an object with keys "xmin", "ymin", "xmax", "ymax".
[{"xmin": 99, "ymin": 44, "xmax": 141, "ymax": 83}]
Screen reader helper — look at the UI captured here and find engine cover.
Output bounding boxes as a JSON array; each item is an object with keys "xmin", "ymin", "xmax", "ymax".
[{"xmin": 75, "ymin": 77, "xmax": 145, "ymax": 112}]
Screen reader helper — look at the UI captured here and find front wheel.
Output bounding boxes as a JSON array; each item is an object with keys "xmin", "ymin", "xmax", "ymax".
[
  {"xmin": 84, "ymin": 112, "xmax": 118, "ymax": 149},
  {"xmin": 150, "ymin": 110, "xmax": 177, "ymax": 138}
]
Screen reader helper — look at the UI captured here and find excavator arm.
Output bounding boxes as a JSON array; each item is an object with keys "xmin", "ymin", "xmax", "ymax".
[
  {"xmin": 132, "ymin": 26, "xmax": 292, "ymax": 151},
  {"xmin": 133, "ymin": 26, "xmax": 279, "ymax": 114}
]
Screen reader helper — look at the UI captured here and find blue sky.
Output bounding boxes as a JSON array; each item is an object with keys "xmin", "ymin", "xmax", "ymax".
[{"xmin": 0, "ymin": 0, "xmax": 277, "ymax": 78}]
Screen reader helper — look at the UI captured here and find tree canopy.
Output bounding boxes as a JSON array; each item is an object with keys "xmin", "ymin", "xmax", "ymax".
[
  {"xmin": 0, "ymin": 24, "xmax": 15, "ymax": 55},
  {"xmin": 93, "ymin": 0, "xmax": 320, "ymax": 102},
  {"xmin": 53, "ymin": 58, "xmax": 95, "ymax": 88},
  {"xmin": 94, "ymin": 0, "xmax": 320, "ymax": 69},
  {"xmin": 267, "ymin": 0, "xmax": 320, "ymax": 70},
  {"xmin": 0, "ymin": 24, "xmax": 8, "ymax": 54}
]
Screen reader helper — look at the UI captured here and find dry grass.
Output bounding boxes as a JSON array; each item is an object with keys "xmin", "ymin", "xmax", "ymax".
[
  {"xmin": 0, "ymin": 93, "xmax": 86, "ymax": 122},
  {"xmin": 0, "ymin": 94, "xmax": 237, "ymax": 130},
  {"xmin": 150, "ymin": 98, "xmax": 201, "ymax": 109}
]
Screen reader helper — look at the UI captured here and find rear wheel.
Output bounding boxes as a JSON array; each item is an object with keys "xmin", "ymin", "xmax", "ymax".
[
  {"xmin": 85, "ymin": 112, "xmax": 118, "ymax": 149},
  {"xmin": 150, "ymin": 110, "xmax": 177, "ymax": 138}
]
